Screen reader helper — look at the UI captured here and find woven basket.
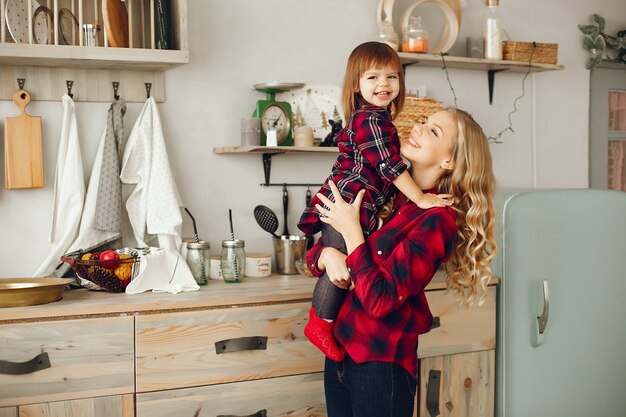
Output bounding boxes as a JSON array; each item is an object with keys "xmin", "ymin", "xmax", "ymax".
[
  {"xmin": 394, "ymin": 97, "xmax": 444, "ymax": 143},
  {"xmin": 61, "ymin": 249, "xmax": 140, "ymax": 292},
  {"xmin": 503, "ymin": 41, "xmax": 558, "ymax": 64}
]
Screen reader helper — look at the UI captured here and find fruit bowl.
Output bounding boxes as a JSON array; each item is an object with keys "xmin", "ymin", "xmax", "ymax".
[{"xmin": 61, "ymin": 248, "xmax": 140, "ymax": 292}]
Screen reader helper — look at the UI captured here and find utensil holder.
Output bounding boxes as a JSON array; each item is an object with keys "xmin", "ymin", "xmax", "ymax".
[{"xmin": 272, "ymin": 235, "xmax": 307, "ymax": 275}]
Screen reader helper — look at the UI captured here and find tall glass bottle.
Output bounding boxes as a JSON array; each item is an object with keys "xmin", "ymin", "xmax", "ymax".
[{"xmin": 482, "ymin": 0, "xmax": 503, "ymax": 60}]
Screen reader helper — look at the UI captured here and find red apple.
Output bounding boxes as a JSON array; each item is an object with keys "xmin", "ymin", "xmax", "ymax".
[{"xmin": 99, "ymin": 250, "xmax": 120, "ymax": 270}]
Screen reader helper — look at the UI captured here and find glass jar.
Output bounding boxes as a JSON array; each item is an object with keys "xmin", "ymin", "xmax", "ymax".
[
  {"xmin": 186, "ymin": 241, "xmax": 210, "ymax": 285},
  {"xmin": 402, "ymin": 16, "xmax": 429, "ymax": 53},
  {"xmin": 220, "ymin": 240, "xmax": 245, "ymax": 283},
  {"xmin": 378, "ymin": 21, "xmax": 399, "ymax": 51},
  {"xmin": 482, "ymin": 0, "xmax": 503, "ymax": 60}
]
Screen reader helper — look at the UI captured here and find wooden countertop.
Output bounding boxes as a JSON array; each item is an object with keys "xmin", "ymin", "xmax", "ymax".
[{"xmin": 0, "ymin": 270, "xmax": 467, "ymax": 323}]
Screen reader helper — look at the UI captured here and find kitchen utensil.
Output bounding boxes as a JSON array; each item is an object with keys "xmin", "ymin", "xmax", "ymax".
[
  {"xmin": 305, "ymin": 187, "xmax": 314, "ymax": 250},
  {"xmin": 273, "ymin": 235, "xmax": 307, "ymax": 275},
  {"xmin": 282, "ymin": 184, "xmax": 289, "ymax": 236},
  {"xmin": 4, "ymin": 0, "xmax": 42, "ymax": 43},
  {"xmin": 33, "ymin": 5, "xmax": 53, "ymax": 45},
  {"xmin": 103, "ymin": 0, "xmax": 129, "ymax": 47},
  {"xmin": 4, "ymin": 88, "xmax": 44, "ymax": 189},
  {"xmin": 253, "ymin": 205, "xmax": 280, "ymax": 238},
  {"xmin": 0, "ymin": 278, "xmax": 74, "ymax": 308}
]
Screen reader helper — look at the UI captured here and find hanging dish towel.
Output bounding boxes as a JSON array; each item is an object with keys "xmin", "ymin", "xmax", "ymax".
[
  {"xmin": 125, "ymin": 247, "xmax": 199, "ymax": 294},
  {"xmin": 33, "ymin": 95, "xmax": 85, "ymax": 277},
  {"xmin": 120, "ymin": 96, "xmax": 183, "ymax": 252},
  {"xmin": 52, "ymin": 100, "xmax": 127, "ymax": 277}
]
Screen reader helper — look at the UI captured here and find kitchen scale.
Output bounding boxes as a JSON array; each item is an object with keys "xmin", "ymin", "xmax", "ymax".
[{"xmin": 252, "ymin": 82, "xmax": 304, "ymax": 146}]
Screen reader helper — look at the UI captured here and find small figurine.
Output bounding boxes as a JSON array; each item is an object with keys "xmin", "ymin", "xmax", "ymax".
[{"xmin": 319, "ymin": 119, "xmax": 342, "ymax": 147}]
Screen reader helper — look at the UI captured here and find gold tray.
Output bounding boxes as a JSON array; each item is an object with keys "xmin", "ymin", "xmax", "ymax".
[{"xmin": 0, "ymin": 278, "xmax": 74, "ymax": 308}]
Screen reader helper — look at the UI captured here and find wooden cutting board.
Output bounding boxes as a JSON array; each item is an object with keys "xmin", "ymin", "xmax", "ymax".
[
  {"xmin": 103, "ymin": 0, "xmax": 129, "ymax": 48},
  {"xmin": 4, "ymin": 89, "xmax": 44, "ymax": 189}
]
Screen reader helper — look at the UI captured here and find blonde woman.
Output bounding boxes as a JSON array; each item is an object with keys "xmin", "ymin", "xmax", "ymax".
[{"xmin": 307, "ymin": 107, "xmax": 496, "ymax": 417}]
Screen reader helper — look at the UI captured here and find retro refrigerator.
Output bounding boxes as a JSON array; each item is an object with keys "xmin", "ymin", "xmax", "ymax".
[{"xmin": 493, "ymin": 189, "xmax": 626, "ymax": 417}]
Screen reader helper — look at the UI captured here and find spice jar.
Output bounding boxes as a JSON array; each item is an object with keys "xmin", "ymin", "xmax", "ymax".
[
  {"xmin": 220, "ymin": 240, "xmax": 245, "ymax": 283},
  {"xmin": 482, "ymin": 0, "xmax": 503, "ymax": 60},
  {"xmin": 402, "ymin": 16, "xmax": 429, "ymax": 53},
  {"xmin": 186, "ymin": 241, "xmax": 210, "ymax": 285},
  {"xmin": 378, "ymin": 21, "xmax": 399, "ymax": 51}
]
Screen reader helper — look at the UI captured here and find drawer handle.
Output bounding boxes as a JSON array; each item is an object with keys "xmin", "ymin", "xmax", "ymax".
[
  {"xmin": 215, "ymin": 336, "xmax": 268, "ymax": 354},
  {"xmin": 0, "ymin": 352, "xmax": 51, "ymax": 375},
  {"xmin": 218, "ymin": 410, "xmax": 267, "ymax": 417},
  {"xmin": 430, "ymin": 316, "xmax": 441, "ymax": 330},
  {"xmin": 426, "ymin": 369, "xmax": 441, "ymax": 417}
]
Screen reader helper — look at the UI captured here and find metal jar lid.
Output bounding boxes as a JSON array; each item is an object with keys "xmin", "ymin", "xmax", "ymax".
[
  {"xmin": 187, "ymin": 241, "xmax": 210, "ymax": 249},
  {"xmin": 222, "ymin": 239, "xmax": 245, "ymax": 248}
]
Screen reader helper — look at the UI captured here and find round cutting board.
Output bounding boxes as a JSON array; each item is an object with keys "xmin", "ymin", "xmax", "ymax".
[{"xmin": 102, "ymin": 0, "xmax": 129, "ymax": 47}]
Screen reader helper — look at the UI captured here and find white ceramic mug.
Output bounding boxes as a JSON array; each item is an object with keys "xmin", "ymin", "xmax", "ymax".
[{"xmin": 245, "ymin": 252, "xmax": 272, "ymax": 277}]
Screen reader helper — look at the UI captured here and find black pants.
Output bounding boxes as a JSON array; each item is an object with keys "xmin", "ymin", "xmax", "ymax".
[{"xmin": 311, "ymin": 223, "xmax": 348, "ymax": 320}]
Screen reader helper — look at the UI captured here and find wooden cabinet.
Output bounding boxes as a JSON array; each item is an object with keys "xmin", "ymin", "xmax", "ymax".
[{"xmin": 0, "ymin": 273, "xmax": 496, "ymax": 417}]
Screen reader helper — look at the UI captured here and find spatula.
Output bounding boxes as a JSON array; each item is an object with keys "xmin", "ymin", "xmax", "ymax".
[
  {"xmin": 4, "ymin": 89, "xmax": 43, "ymax": 189},
  {"xmin": 254, "ymin": 205, "xmax": 280, "ymax": 238}
]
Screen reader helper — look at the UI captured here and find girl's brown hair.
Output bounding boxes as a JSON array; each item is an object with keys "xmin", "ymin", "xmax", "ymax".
[{"xmin": 341, "ymin": 42, "xmax": 405, "ymax": 123}]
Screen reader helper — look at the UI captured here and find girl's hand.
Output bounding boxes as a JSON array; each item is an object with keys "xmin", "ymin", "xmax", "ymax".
[
  {"xmin": 416, "ymin": 192, "xmax": 454, "ymax": 209},
  {"xmin": 318, "ymin": 247, "xmax": 351, "ymax": 289}
]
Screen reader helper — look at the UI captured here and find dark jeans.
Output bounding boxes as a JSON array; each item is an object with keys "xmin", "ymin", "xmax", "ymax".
[
  {"xmin": 311, "ymin": 223, "xmax": 347, "ymax": 319},
  {"xmin": 324, "ymin": 355, "xmax": 417, "ymax": 417}
]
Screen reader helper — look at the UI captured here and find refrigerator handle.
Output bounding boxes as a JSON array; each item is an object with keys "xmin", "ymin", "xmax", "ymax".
[{"xmin": 533, "ymin": 279, "xmax": 550, "ymax": 347}]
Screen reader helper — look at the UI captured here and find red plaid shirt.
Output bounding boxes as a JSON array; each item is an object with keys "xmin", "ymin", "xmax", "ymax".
[
  {"xmin": 298, "ymin": 106, "xmax": 407, "ymax": 236},
  {"xmin": 306, "ymin": 192, "xmax": 458, "ymax": 379}
]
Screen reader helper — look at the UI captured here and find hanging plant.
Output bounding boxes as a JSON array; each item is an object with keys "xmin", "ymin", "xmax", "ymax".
[{"xmin": 578, "ymin": 13, "xmax": 626, "ymax": 69}]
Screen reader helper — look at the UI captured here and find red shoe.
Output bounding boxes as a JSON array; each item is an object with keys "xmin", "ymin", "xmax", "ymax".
[{"xmin": 304, "ymin": 307, "xmax": 345, "ymax": 362}]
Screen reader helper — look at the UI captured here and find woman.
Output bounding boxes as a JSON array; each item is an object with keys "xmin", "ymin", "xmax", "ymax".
[{"xmin": 306, "ymin": 107, "xmax": 497, "ymax": 417}]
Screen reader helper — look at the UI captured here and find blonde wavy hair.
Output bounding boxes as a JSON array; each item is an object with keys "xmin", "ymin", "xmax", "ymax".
[
  {"xmin": 380, "ymin": 107, "xmax": 496, "ymax": 305},
  {"xmin": 438, "ymin": 108, "xmax": 496, "ymax": 306}
]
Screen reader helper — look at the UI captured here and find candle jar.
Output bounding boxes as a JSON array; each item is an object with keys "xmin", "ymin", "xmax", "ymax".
[
  {"xmin": 220, "ymin": 240, "xmax": 246, "ymax": 283},
  {"xmin": 294, "ymin": 125, "xmax": 314, "ymax": 147},
  {"xmin": 186, "ymin": 241, "xmax": 210, "ymax": 285},
  {"xmin": 402, "ymin": 16, "xmax": 429, "ymax": 53}
]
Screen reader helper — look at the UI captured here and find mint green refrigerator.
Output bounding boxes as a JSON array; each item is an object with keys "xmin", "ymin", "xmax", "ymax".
[{"xmin": 494, "ymin": 189, "xmax": 626, "ymax": 417}]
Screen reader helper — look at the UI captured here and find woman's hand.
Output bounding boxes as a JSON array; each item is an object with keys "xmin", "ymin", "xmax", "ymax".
[
  {"xmin": 318, "ymin": 247, "xmax": 351, "ymax": 289},
  {"xmin": 315, "ymin": 181, "xmax": 366, "ymax": 255}
]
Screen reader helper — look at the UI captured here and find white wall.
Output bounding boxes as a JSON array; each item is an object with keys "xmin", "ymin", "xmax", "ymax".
[{"xmin": 1, "ymin": 0, "xmax": 625, "ymax": 277}]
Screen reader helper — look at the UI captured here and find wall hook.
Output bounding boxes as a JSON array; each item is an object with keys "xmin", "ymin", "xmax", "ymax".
[
  {"xmin": 112, "ymin": 81, "xmax": 120, "ymax": 100},
  {"xmin": 17, "ymin": 78, "xmax": 25, "ymax": 90},
  {"xmin": 66, "ymin": 80, "xmax": 74, "ymax": 98},
  {"xmin": 145, "ymin": 82, "xmax": 152, "ymax": 99}
]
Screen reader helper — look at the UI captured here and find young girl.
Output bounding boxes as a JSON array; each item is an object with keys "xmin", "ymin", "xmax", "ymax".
[{"xmin": 297, "ymin": 41, "xmax": 451, "ymax": 361}]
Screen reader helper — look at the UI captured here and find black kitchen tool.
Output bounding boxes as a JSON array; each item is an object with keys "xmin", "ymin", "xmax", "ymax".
[
  {"xmin": 282, "ymin": 184, "xmax": 289, "ymax": 236},
  {"xmin": 305, "ymin": 187, "xmax": 314, "ymax": 250},
  {"xmin": 253, "ymin": 205, "xmax": 280, "ymax": 238}
]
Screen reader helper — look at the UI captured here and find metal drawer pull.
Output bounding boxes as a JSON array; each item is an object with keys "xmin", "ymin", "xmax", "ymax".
[
  {"xmin": 0, "ymin": 352, "xmax": 51, "ymax": 375},
  {"xmin": 215, "ymin": 336, "xmax": 268, "ymax": 354},
  {"xmin": 218, "ymin": 410, "xmax": 267, "ymax": 417},
  {"xmin": 426, "ymin": 369, "xmax": 441, "ymax": 417},
  {"xmin": 430, "ymin": 316, "xmax": 441, "ymax": 330},
  {"xmin": 537, "ymin": 279, "xmax": 550, "ymax": 335}
]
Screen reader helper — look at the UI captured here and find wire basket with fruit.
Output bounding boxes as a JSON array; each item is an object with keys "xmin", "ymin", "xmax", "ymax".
[{"xmin": 61, "ymin": 249, "xmax": 140, "ymax": 292}]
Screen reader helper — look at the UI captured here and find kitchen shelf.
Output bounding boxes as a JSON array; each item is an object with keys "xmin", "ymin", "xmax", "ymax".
[
  {"xmin": 399, "ymin": 52, "xmax": 565, "ymax": 104},
  {"xmin": 213, "ymin": 146, "xmax": 338, "ymax": 186}
]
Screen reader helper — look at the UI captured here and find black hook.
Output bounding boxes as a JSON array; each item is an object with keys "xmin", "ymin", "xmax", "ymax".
[
  {"xmin": 17, "ymin": 78, "xmax": 25, "ymax": 90},
  {"xmin": 112, "ymin": 81, "xmax": 120, "ymax": 100},
  {"xmin": 66, "ymin": 80, "xmax": 74, "ymax": 98},
  {"xmin": 145, "ymin": 82, "xmax": 152, "ymax": 99}
]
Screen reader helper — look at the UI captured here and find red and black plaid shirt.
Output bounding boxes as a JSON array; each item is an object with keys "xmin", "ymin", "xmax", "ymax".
[
  {"xmin": 306, "ymin": 192, "xmax": 457, "ymax": 379},
  {"xmin": 298, "ymin": 106, "xmax": 407, "ymax": 236}
]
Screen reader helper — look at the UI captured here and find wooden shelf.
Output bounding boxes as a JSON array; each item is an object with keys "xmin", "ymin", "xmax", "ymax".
[
  {"xmin": 398, "ymin": 52, "xmax": 564, "ymax": 73},
  {"xmin": 213, "ymin": 146, "xmax": 339, "ymax": 155}
]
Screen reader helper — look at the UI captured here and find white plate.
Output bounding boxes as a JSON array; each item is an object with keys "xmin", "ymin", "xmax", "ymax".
[
  {"xmin": 276, "ymin": 81, "xmax": 344, "ymax": 140},
  {"xmin": 33, "ymin": 5, "xmax": 53, "ymax": 45},
  {"xmin": 5, "ymin": 0, "xmax": 42, "ymax": 44},
  {"xmin": 58, "ymin": 8, "xmax": 79, "ymax": 46}
]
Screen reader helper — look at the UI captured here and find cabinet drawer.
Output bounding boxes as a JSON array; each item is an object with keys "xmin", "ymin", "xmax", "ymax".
[
  {"xmin": 136, "ymin": 301, "xmax": 324, "ymax": 392},
  {"xmin": 0, "ymin": 316, "xmax": 134, "ymax": 407},
  {"xmin": 17, "ymin": 394, "xmax": 134, "ymax": 417},
  {"xmin": 419, "ymin": 286, "xmax": 496, "ymax": 358},
  {"xmin": 136, "ymin": 372, "xmax": 326, "ymax": 417}
]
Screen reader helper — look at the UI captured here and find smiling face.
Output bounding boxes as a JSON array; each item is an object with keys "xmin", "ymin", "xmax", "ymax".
[
  {"xmin": 400, "ymin": 110, "xmax": 457, "ymax": 171},
  {"xmin": 356, "ymin": 66, "xmax": 400, "ymax": 109}
]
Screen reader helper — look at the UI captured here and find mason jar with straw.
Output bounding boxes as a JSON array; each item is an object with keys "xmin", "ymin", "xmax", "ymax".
[{"xmin": 220, "ymin": 209, "xmax": 245, "ymax": 282}]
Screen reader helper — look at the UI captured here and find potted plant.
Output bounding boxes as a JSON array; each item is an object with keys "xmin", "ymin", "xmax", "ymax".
[{"xmin": 578, "ymin": 13, "xmax": 626, "ymax": 69}]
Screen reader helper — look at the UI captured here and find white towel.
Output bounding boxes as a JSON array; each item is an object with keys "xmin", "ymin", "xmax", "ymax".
[
  {"xmin": 33, "ymin": 95, "xmax": 85, "ymax": 277},
  {"xmin": 125, "ymin": 247, "xmax": 199, "ymax": 294},
  {"xmin": 120, "ymin": 97, "xmax": 183, "ymax": 252}
]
